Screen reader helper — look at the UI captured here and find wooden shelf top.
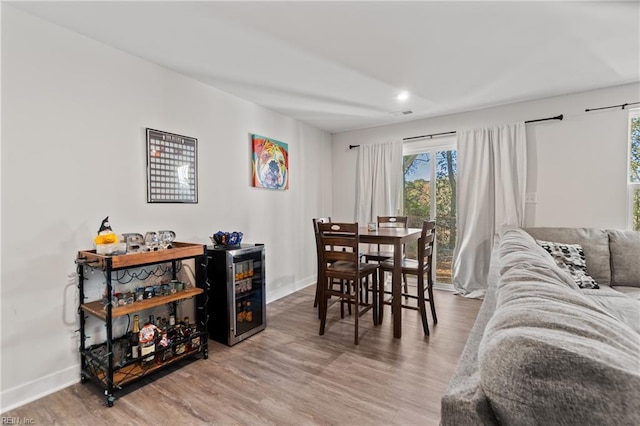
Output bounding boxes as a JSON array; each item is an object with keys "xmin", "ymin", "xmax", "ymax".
[
  {"xmin": 77, "ymin": 242, "xmax": 205, "ymax": 270},
  {"xmin": 82, "ymin": 287, "xmax": 204, "ymax": 320}
]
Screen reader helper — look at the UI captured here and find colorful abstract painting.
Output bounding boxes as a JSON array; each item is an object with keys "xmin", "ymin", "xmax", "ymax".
[{"xmin": 252, "ymin": 134, "xmax": 289, "ymax": 190}]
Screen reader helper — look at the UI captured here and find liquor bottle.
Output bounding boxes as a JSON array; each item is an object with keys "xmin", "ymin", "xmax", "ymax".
[
  {"xmin": 174, "ymin": 323, "xmax": 186, "ymax": 355},
  {"xmin": 139, "ymin": 316, "xmax": 158, "ymax": 368},
  {"xmin": 188, "ymin": 318, "xmax": 201, "ymax": 350},
  {"xmin": 156, "ymin": 328, "xmax": 170, "ymax": 364},
  {"xmin": 183, "ymin": 317, "xmax": 192, "ymax": 352},
  {"xmin": 130, "ymin": 315, "xmax": 140, "ymax": 360}
]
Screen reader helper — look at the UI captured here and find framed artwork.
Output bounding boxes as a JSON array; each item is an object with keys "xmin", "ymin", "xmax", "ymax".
[
  {"xmin": 252, "ymin": 134, "xmax": 289, "ymax": 190},
  {"xmin": 146, "ymin": 128, "xmax": 198, "ymax": 203}
]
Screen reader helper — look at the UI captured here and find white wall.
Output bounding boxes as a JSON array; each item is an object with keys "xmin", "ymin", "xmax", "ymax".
[
  {"xmin": 332, "ymin": 83, "xmax": 639, "ymax": 229},
  {"xmin": 0, "ymin": 5, "xmax": 331, "ymax": 411}
]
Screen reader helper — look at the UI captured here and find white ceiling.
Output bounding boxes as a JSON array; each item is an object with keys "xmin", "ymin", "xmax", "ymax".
[{"xmin": 10, "ymin": 1, "xmax": 640, "ymax": 134}]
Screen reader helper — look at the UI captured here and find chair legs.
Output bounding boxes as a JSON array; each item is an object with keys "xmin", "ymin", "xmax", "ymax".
[
  {"xmin": 354, "ymin": 281, "xmax": 359, "ymax": 345},
  {"xmin": 377, "ymin": 269, "xmax": 437, "ymax": 336},
  {"xmin": 316, "ymin": 278, "xmax": 351, "ymax": 319},
  {"xmin": 318, "ymin": 273, "xmax": 378, "ymax": 345},
  {"xmin": 403, "ymin": 273, "xmax": 409, "ymax": 302},
  {"xmin": 314, "ymin": 281, "xmax": 320, "ymax": 307},
  {"xmin": 417, "ymin": 274, "xmax": 429, "ymax": 335},
  {"xmin": 427, "ymin": 275, "xmax": 437, "ymax": 324}
]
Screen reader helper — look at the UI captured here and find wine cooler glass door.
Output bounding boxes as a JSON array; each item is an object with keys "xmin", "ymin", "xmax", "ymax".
[{"xmin": 230, "ymin": 247, "xmax": 265, "ymax": 343}]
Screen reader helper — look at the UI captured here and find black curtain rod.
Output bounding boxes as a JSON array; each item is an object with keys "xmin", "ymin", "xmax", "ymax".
[
  {"xmin": 348, "ymin": 113, "xmax": 564, "ymax": 148},
  {"xmin": 401, "ymin": 114, "xmax": 564, "ymax": 142},
  {"xmin": 585, "ymin": 101, "xmax": 640, "ymax": 112}
]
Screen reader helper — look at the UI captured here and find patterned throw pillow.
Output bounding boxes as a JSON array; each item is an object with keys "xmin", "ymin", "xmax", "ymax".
[{"xmin": 536, "ymin": 240, "xmax": 600, "ymax": 289}]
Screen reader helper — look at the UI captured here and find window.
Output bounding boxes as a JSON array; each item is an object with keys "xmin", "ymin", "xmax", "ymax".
[
  {"xmin": 629, "ymin": 109, "xmax": 640, "ymax": 231},
  {"xmin": 403, "ymin": 137, "xmax": 457, "ymax": 285}
]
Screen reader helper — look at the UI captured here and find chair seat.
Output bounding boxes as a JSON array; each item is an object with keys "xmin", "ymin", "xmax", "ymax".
[
  {"xmin": 328, "ymin": 261, "xmax": 379, "ymax": 275},
  {"xmin": 380, "ymin": 258, "xmax": 428, "ymax": 274},
  {"xmin": 362, "ymin": 251, "xmax": 394, "ymax": 262}
]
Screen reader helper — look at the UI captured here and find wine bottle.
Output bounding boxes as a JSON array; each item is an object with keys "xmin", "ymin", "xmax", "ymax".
[
  {"xmin": 130, "ymin": 315, "xmax": 140, "ymax": 360},
  {"xmin": 174, "ymin": 323, "xmax": 186, "ymax": 355},
  {"xmin": 183, "ymin": 317, "xmax": 192, "ymax": 352},
  {"xmin": 189, "ymin": 318, "xmax": 201, "ymax": 350},
  {"xmin": 139, "ymin": 317, "xmax": 158, "ymax": 368}
]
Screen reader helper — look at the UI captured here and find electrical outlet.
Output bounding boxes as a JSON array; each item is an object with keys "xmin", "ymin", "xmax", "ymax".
[{"xmin": 525, "ymin": 192, "xmax": 538, "ymax": 204}]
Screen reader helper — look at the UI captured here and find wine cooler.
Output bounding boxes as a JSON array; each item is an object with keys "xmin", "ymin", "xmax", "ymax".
[{"xmin": 205, "ymin": 244, "xmax": 266, "ymax": 346}]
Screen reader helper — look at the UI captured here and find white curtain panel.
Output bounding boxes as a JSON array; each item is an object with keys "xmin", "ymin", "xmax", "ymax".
[
  {"xmin": 355, "ymin": 141, "xmax": 403, "ymax": 224},
  {"xmin": 452, "ymin": 123, "xmax": 527, "ymax": 298}
]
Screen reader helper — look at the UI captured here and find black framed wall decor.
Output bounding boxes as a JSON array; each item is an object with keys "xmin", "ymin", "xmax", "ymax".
[{"xmin": 146, "ymin": 128, "xmax": 198, "ymax": 203}]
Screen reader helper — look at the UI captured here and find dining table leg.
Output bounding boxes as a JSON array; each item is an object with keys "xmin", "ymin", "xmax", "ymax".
[{"xmin": 392, "ymin": 240, "xmax": 402, "ymax": 338}]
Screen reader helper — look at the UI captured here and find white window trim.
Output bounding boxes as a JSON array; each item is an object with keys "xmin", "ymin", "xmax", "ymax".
[{"xmin": 628, "ymin": 109, "xmax": 640, "ymax": 230}]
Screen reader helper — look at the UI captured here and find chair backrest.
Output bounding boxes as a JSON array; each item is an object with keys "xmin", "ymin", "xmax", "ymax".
[
  {"xmin": 376, "ymin": 216, "xmax": 409, "ymax": 252},
  {"xmin": 378, "ymin": 216, "xmax": 408, "ymax": 229},
  {"xmin": 313, "ymin": 217, "xmax": 332, "ymax": 267},
  {"xmin": 418, "ymin": 220, "xmax": 436, "ymax": 272},
  {"xmin": 312, "ymin": 217, "xmax": 332, "ymax": 234},
  {"xmin": 317, "ymin": 222, "xmax": 359, "ymax": 268},
  {"xmin": 313, "ymin": 217, "xmax": 332, "ymax": 253}
]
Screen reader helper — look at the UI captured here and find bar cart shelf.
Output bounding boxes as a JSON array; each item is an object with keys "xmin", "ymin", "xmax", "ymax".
[
  {"xmin": 81, "ymin": 287, "xmax": 204, "ymax": 320},
  {"xmin": 76, "ymin": 242, "xmax": 209, "ymax": 407}
]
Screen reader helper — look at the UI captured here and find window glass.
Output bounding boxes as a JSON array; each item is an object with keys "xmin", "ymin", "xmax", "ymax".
[
  {"xmin": 629, "ymin": 110, "xmax": 640, "ymax": 230},
  {"xmin": 630, "ymin": 113, "xmax": 640, "ymax": 183},
  {"xmin": 633, "ymin": 189, "xmax": 640, "ymax": 231},
  {"xmin": 403, "ymin": 137, "xmax": 457, "ymax": 284}
]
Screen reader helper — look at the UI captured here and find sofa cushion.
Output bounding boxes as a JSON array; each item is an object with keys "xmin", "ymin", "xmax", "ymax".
[
  {"xmin": 524, "ymin": 227, "xmax": 611, "ymax": 286},
  {"xmin": 536, "ymin": 239, "xmax": 599, "ymax": 289},
  {"xmin": 479, "ymin": 228, "xmax": 640, "ymax": 425},
  {"xmin": 586, "ymin": 290, "xmax": 640, "ymax": 334},
  {"xmin": 611, "ymin": 285, "xmax": 640, "ymax": 301},
  {"xmin": 607, "ymin": 229, "xmax": 640, "ymax": 288}
]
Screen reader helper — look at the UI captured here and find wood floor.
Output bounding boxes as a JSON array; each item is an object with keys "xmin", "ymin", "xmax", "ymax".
[{"xmin": 4, "ymin": 285, "xmax": 481, "ymax": 426}]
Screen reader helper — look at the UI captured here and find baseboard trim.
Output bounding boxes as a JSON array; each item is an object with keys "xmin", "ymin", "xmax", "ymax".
[
  {"xmin": 434, "ymin": 283, "xmax": 456, "ymax": 292},
  {"xmin": 266, "ymin": 276, "xmax": 315, "ymax": 304},
  {"xmin": 1, "ymin": 364, "xmax": 79, "ymax": 414}
]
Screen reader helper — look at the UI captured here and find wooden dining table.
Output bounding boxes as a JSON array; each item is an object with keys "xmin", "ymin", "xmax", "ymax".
[{"xmin": 359, "ymin": 226, "xmax": 423, "ymax": 338}]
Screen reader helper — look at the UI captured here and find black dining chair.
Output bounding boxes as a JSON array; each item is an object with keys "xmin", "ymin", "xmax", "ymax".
[
  {"xmin": 313, "ymin": 217, "xmax": 352, "ymax": 319},
  {"xmin": 378, "ymin": 220, "xmax": 437, "ymax": 335},
  {"xmin": 317, "ymin": 222, "xmax": 379, "ymax": 344},
  {"xmin": 362, "ymin": 216, "xmax": 410, "ymax": 299}
]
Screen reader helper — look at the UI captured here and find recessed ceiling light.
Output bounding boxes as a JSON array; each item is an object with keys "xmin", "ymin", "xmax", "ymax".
[{"xmin": 397, "ymin": 91, "xmax": 409, "ymax": 102}]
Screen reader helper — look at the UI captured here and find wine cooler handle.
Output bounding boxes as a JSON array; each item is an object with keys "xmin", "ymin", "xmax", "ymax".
[{"xmin": 230, "ymin": 263, "xmax": 236, "ymax": 333}]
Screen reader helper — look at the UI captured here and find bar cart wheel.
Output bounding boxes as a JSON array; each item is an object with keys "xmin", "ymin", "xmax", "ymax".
[
  {"xmin": 80, "ymin": 373, "xmax": 88, "ymax": 384},
  {"xmin": 203, "ymin": 347, "xmax": 208, "ymax": 360},
  {"xmin": 106, "ymin": 395, "xmax": 115, "ymax": 407}
]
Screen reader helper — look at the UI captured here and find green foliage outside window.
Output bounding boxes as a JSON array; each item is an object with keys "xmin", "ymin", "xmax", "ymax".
[
  {"xmin": 634, "ymin": 190, "xmax": 640, "ymax": 231},
  {"xmin": 630, "ymin": 117, "xmax": 640, "ymax": 183},
  {"xmin": 403, "ymin": 150, "xmax": 457, "ymax": 283}
]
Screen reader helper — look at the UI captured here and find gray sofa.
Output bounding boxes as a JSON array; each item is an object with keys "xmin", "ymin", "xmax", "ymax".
[{"xmin": 441, "ymin": 227, "xmax": 640, "ymax": 425}]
